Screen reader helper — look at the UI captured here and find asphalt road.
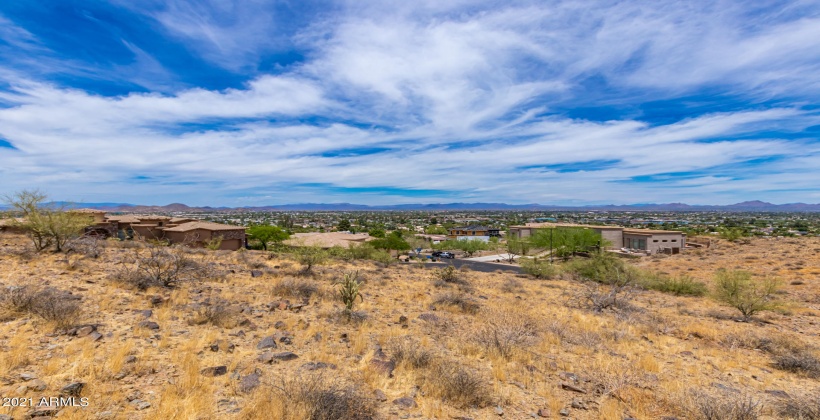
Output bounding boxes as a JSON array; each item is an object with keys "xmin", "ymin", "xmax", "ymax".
[{"xmin": 421, "ymin": 258, "xmax": 523, "ymax": 274}]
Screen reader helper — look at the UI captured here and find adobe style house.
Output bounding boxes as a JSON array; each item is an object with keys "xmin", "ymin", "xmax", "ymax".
[
  {"xmin": 86, "ymin": 213, "xmax": 246, "ymax": 250},
  {"xmin": 509, "ymin": 223, "xmax": 686, "ymax": 254},
  {"xmin": 447, "ymin": 225, "xmax": 501, "ymax": 242}
]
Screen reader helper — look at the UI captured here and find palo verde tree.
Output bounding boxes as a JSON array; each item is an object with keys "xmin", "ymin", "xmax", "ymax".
[
  {"xmin": 3, "ymin": 190, "xmax": 92, "ymax": 252},
  {"xmin": 247, "ymin": 224, "xmax": 290, "ymax": 250},
  {"xmin": 370, "ymin": 231, "xmax": 411, "ymax": 258}
]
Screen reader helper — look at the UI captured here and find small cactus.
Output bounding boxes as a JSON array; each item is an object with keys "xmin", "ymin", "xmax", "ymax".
[{"xmin": 338, "ymin": 270, "xmax": 363, "ymax": 312}]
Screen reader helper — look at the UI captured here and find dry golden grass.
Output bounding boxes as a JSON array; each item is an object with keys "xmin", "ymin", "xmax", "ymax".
[{"xmin": 1, "ymin": 232, "xmax": 819, "ymax": 419}]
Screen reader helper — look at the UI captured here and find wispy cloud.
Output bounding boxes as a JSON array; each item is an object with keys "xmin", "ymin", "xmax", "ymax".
[{"xmin": 0, "ymin": 1, "xmax": 818, "ymax": 205}]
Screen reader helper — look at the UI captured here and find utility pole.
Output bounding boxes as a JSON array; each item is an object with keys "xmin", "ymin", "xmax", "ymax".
[{"xmin": 549, "ymin": 227, "xmax": 554, "ymax": 264}]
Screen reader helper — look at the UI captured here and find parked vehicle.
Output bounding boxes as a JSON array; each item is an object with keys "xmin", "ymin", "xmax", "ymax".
[{"xmin": 432, "ymin": 251, "xmax": 455, "ymax": 259}]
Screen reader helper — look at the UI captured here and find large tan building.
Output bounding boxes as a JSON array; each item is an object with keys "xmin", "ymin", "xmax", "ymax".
[
  {"xmin": 508, "ymin": 223, "xmax": 686, "ymax": 254},
  {"xmin": 88, "ymin": 213, "xmax": 246, "ymax": 250}
]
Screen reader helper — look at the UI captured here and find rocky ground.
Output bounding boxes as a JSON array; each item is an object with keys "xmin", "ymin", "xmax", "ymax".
[{"xmin": 1, "ymin": 233, "xmax": 819, "ymax": 420}]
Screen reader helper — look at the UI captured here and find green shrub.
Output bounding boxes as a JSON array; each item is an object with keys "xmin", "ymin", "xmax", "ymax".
[
  {"xmin": 713, "ymin": 269, "xmax": 780, "ymax": 320},
  {"xmin": 641, "ymin": 273, "xmax": 708, "ymax": 296},
  {"xmin": 520, "ymin": 258, "xmax": 559, "ymax": 279},
  {"xmin": 566, "ymin": 253, "xmax": 638, "ymax": 286}
]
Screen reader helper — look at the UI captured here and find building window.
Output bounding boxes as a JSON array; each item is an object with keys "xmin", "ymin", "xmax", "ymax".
[
  {"xmin": 671, "ymin": 239, "xmax": 677, "ymax": 242},
  {"xmin": 653, "ymin": 240, "xmax": 659, "ymax": 242},
  {"xmin": 662, "ymin": 240, "xmax": 667, "ymax": 242}
]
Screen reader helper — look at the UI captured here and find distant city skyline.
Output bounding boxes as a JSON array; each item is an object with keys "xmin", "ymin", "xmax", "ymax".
[{"xmin": 1, "ymin": 1, "xmax": 819, "ymax": 206}]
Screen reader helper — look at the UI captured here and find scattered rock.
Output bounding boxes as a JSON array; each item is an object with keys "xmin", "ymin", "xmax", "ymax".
[
  {"xmin": 398, "ymin": 315, "xmax": 408, "ymax": 325},
  {"xmin": 138, "ymin": 309, "xmax": 153, "ymax": 318},
  {"xmin": 124, "ymin": 355, "xmax": 138, "ymax": 364},
  {"xmin": 149, "ymin": 295, "xmax": 164, "ymax": 306},
  {"xmin": 209, "ymin": 340, "xmax": 235, "ymax": 353},
  {"xmin": 273, "ymin": 331, "xmax": 293, "ymax": 344},
  {"xmin": 61, "ymin": 382, "xmax": 85, "ymax": 396},
  {"xmin": 27, "ymin": 379, "xmax": 47, "ymax": 391},
  {"xmin": 300, "ymin": 361, "xmax": 337, "ymax": 371},
  {"xmin": 257, "ymin": 336, "xmax": 277, "ymax": 350},
  {"xmin": 559, "ymin": 408, "xmax": 570, "ymax": 417},
  {"xmin": 138, "ymin": 321, "xmax": 160, "ymax": 330},
  {"xmin": 679, "ymin": 351, "xmax": 694, "ymax": 357},
  {"xmin": 289, "ymin": 303, "xmax": 306, "ymax": 312},
  {"xmin": 560, "ymin": 382, "xmax": 586, "ymax": 393},
  {"xmin": 258, "ymin": 352, "xmax": 275, "ymax": 363},
  {"xmin": 75, "ymin": 325, "xmax": 96, "ymax": 337},
  {"xmin": 89, "ymin": 332, "xmax": 103, "ymax": 341},
  {"xmin": 571, "ymin": 398, "xmax": 588, "ymax": 410},
  {"xmin": 0, "ymin": 415, "xmax": 11, "ymax": 420},
  {"xmin": 370, "ymin": 359, "xmax": 396, "ymax": 377},
  {"xmin": 20, "ymin": 372, "xmax": 37, "ymax": 381},
  {"xmin": 200, "ymin": 366, "xmax": 228, "ymax": 377},
  {"xmin": 274, "ymin": 321, "xmax": 286, "ymax": 329},
  {"xmin": 495, "ymin": 406, "xmax": 504, "ymax": 416},
  {"xmin": 250, "ymin": 270, "xmax": 263, "ymax": 278},
  {"xmin": 537, "ymin": 408, "xmax": 551, "ymax": 417},
  {"xmin": 271, "ymin": 352, "xmax": 299, "ymax": 362},
  {"xmin": 765, "ymin": 389, "xmax": 791, "ymax": 399},
  {"xmin": 131, "ymin": 400, "xmax": 151, "ymax": 410},
  {"xmin": 373, "ymin": 389, "xmax": 388, "ymax": 402},
  {"xmin": 393, "ymin": 397, "xmax": 417, "ymax": 410},
  {"xmin": 239, "ymin": 371, "xmax": 261, "ymax": 393},
  {"xmin": 28, "ymin": 407, "xmax": 59, "ymax": 417}
]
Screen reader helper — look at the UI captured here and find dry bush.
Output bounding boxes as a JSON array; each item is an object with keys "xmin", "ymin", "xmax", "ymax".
[
  {"xmin": 268, "ymin": 373, "xmax": 377, "ymax": 420},
  {"xmin": 500, "ymin": 278, "xmax": 524, "ymax": 293},
  {"xmin": 434, "ymin": 265, "xmax": 469, "ymax": 286},
  {"xmin": 776, "ymin": 393, "xmax": 820, "ymax": 419},
  {"xmin": 568, "ymin": 281, "xmax": 639, "ymax": 313},
  {"xmin": 772, "ymin": 352, "xmax": 820, "ymax": 378},
  {"xmin": 421, "ymin": 359, "xmax": 492, "ymax": 409},
  {"xmin": 471, "ymin": 308, "xmax": 540, "ymax": 358},
  {"xmin": 431, "ymin": 292, "xmax": 481, "ymax": 314},
  {"xmin": 1, "ymin": 285, "xmax": 81, "ymax": 328},
  {"xmin": 272, "ymin": 277, "xmax": 320, "ymax": 300},
  {"xmin": 110, "ymin": 245, "xmax": 210, "ymax": 289},
  {"xmin": 187, "ymin": 300, "xmax": 240, "ymax": 328},
  {"xmin": 713, "ymin": 269, "xmax": 780, "ymax": 320},
  {"xmin": 685, "ymin": 391, "xmax": 763, "ymax": 420},
  {"xmin": 388, "ymin": 337, "xmax": 434, "ymax": 370}
]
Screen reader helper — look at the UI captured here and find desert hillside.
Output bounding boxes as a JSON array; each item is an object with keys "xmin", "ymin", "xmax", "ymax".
[{"xmin": 2, "ymin": 233, "xmax": 820, "ymax": 420}]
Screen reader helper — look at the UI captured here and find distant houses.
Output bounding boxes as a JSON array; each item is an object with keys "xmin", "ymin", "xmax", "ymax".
[
  {"xmin": 447, "ymin": 225, "xmax": 501, "ymax": 242},
  {"xmin": 78, "ymin": 211, "xmax": 247, "ymax": 250},
  {"xmin": 509, "ymin": 222, "xmax": 687, "ymax": 254}
]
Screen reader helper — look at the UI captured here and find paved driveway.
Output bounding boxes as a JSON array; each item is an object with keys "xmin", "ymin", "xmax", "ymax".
[{"xmin": 422, "ymin": 259, "xmax": 523, "ymax": 274}]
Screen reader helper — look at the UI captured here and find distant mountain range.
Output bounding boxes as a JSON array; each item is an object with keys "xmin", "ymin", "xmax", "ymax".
[{"xmin": 2, "ymin": 199, "xmax": 816, "ymax": 212}]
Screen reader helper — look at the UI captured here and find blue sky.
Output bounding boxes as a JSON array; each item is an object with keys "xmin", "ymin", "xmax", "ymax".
[{"xmin": 0, "ymin": 0, "xmax": 819, "ymax": 206}]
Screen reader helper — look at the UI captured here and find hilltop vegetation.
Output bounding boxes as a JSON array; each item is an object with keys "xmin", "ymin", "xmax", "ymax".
[{"xmin": 1, "ymin": 232, "xmax": 819, "ymax": 419}]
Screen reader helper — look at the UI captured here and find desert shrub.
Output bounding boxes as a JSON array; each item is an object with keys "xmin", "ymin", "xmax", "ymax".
[
  {"xmin": 187, "ymin": 300, "xmax": 239, "ymax": 328},
  {"xmin": 434, "ymin": 265, "xmax": 469, "ymax": 286},
  {"xmin": 520, "ymin": 258, "xmax": 559, "ymax": 279},
  {"xmin": 687, "ymin": 391, "xmax": 762, "ymax": 420},
  {"xmin": 422, "ymin": 359, "xmax": 492, "ymax": 408},
  {"xmin": 388, "ymin": 338, "xmax": 434, "ymax": 369},
  {"xmin": 272, "ymin": 278, "xmax": 319, "ymax": 300},
  {"xmin": 30, "ymin": 289, "xmax": 82, "ymax": 328},
  {"xmin": 294, "ymin": 246, "xmax": 328, "ymax": 274},
  {"xmin": 336, "ymin": 271, "xmax": 363, "ymax": 312},
  {"xmin": 204, "ymin": 235, "xmax": 223, "ymax": 251},
  {"xmin": 772, "ymin": 352, "xmax": 820, "ymax": 378},
  {"xmin": 346, "ymin": 243, "xmax": 375, "ymax": 260},
  {"xmin": 776, "ymin": 394, "xmax": 820, "ymax": 419},
  {"xmin": 572, "ymin": 281, "xmax": 639, "ymax": 313},
  {"xmin": 2, "ymin": 285, "xmax": 81, "ymax": 328},
  {"xmin": 471, "ymin": 309, "xmax": 540, "ymax": 358},
  {"xmin": 2, "ymin": 285, "xmax": 39, "ymax": 313},
  {"xmin": 65, "ymin": 234, "xmax": 104, "ymax": 259},
  {"xmin": 566, "ymin": 253, "xmax": 639, "ymax": 286},
  {"xmin": 370, "ymin": 249, "xmax": 393, "ymax": 266},
  {"xmin": 432, "ymin": 292, "xmax": 480, "ymax": 314},
  {"xmin": 641, "ymin": 273, "xmax": 707, "ymax": 296},
  {"xmin": 111, "ymin": 245, "xmax": 208, "ymax": 289},
  {"xmin": 500, "ymin": 278, "xmax": 524, "ymax": 293},
  {"xmin": 713, "ymin": 269, "xmax": 780, "ymax": 320},
  {"xmin": 269, "ymin": 373, "xmax": 377, "ymax": 420}
]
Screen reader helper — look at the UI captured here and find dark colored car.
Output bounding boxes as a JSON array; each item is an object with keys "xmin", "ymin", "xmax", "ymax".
[{"xmin": 432, "ymin": 251, "xmax": 455, "ymax": 259}]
